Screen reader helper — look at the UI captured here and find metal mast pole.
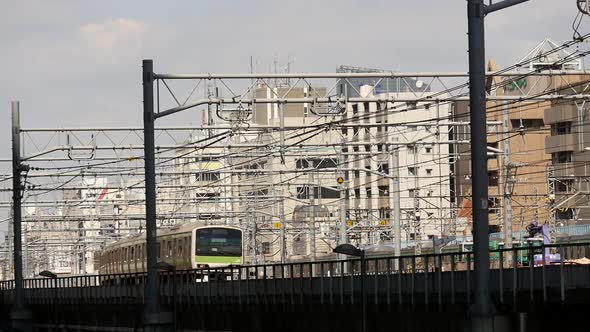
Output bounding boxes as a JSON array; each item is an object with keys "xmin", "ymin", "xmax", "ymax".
[
  {"xmin": 10, "ymin": 101, "xmax": 31, "ymax": 330},
  {"xmin": 309, "ymin": 172, "xmax": 316, "ymax": 261},
  {"xmin": 279, "ymin": 172, "xmax": 287, "ymax": 263},
  {"xmin": 391, "ymin": 147, "xmax": 401, "ymax": 258},
  {"xmin": 142, "ymin": 59, "xmax": 162, "ymax": 330},
  {"xmin": 339, "ymin": 179, "xmax": 347, "ymax": 246},
  {"xmin": 467, "ymin": 1, "xmax": 529, "ymax": 327},
  {"xmin": 502, "ymin": 103, "xmax": 513, "ymax": 265},
  {"xmin": 467, "ymin": 0, "xmax": 493, "ymax": 322}
]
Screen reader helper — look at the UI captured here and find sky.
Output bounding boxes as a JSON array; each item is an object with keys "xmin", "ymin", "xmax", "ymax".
[
  {"xmin": 0, "ymin": 0, "xmax": 579, "ymax": 139},
  {"xmin": 0, "ymin": 0, "xmax": 583, "ymax": 235}
]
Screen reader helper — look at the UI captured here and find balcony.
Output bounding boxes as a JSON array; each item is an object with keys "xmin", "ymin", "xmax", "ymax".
[
  {"xmin": 545, "ymin": 134, "xmax": 576, "ymax": 154},
  {"xmin": 544, "ymin": 104, "xmax": 577, "ymax": 125},
  {"xmin": 551, "ymin": 163, "xmax": 576, "ymax": 178}
]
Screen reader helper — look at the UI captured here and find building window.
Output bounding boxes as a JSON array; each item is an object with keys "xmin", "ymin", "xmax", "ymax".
[
  {"xmin": 488, "ymin": 197, "xmax": 500, "ymax": 214},
  {"xmin": 426, "ymin": 169, "xmax": 433, "ymax": 176},
  {"xmin": 425, "ymin": 146, "xmax": 432, "ymax": 153},
  {"xmin": 556, "ymin": 208, "xmax": 573, "ymax": 220},
  {"xmin": 262, "ymin": 242, "xmax": 271, "ymax": 255},
  {"xmin": 488, "ymin": 170, "xmax": 499, "ymax": 187},
  {"xmin": 552, "ymin": 151, "xmax": 573, "ymax": 164},
  {"xmin": 378, "ymin": 185, "xmax": 389, "ymax": 197},
  {"xmin": 487, "ymin": 142, "xmax": 499, "ymax": 160},
  {"xmin": 196, "ymin": 172, "xmax": 221, "ymax": 182},
  {"xmin": 320, "ymin": 187, "xmax": 340, "ymax": 199},
  {"xmin": 296, "ymin": 158, "xmax": 338, "ymax": 169},
  {"xmin": 408, "ymin": 167, "xmax": 418, "ymax": 176},
  {"xmin": 555, "ymin": 179, "xmax": 575, "ymax": 193},
  {"xmin": 366, "ymin": 188, "xmax": 372, "ymax": 198},
  {"xmin": 195, "ymin": 192, "xmax": 221, "ymax": 200},
  {"xmin": 297, "ymin": 187, "xmax": 310, "ymax": 200},
  {"xmin": 550, "ymin": 122, "xmax": 572, "ymax": 135},
  {"xmin": 407, "ymin": 145, "xmax": 418, "ymax": 154},
  {"xmin": 354, "ymin": 170, "xmax": 360, "ymax": 178},
  {"xmin": 511, "ymin": 119, "xmax": 545, "ymax": 131},
  {"xmin": 354, "ymin": 188, "xmax": 361, "ymax": 198},
  {"xmin": 378, "ymin": 163, "xmax": 389, "ymax": 175},
  {"xmin": 409, "ymin": 189, "xmax": 417, "ymax": 198}
]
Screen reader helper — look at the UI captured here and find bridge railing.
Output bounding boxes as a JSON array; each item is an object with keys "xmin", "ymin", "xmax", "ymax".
[{"xmin": 1, "ymin": 242, "xmax": 589, "ymax": 308}]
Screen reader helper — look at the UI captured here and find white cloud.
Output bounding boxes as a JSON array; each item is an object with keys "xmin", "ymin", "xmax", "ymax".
[
  {"xmin": 78, "ymin": 18, "xmax": 147, "ymax": 63},
  {"xmin": 30, "ymin": 18, "xmax": 150, "ymax": 72}
]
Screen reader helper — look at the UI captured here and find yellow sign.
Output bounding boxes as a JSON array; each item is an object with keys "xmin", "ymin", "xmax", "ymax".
[
  {"xmin": 337, "ymin": 177, "xmax": 344, "ymax": 184},
  {"xmin": 346, "ymin": 220, "xmax": 353, "ymax": 227},
  {"xmin": 379, "ymin": 220, "xmax": 388, "ymax": 226},
  {"xmin": 558, "ymin": 207, "xmax": 569, "ymax": 213},
  {"xmin": 273, "ymin": 222, "xmax": 281, "ymax": 229}
]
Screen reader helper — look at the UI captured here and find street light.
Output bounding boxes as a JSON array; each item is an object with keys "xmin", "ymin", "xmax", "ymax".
[
  {"xmin": 38, "ymin": 270, "xmax": 57, "ymax": 279},
  {"xmin": 333, "ymin": 244, "xmax": 366, "ymax": 332}
]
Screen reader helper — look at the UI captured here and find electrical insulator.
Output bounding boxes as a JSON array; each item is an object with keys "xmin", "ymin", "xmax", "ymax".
[{"xmin": 578, "ymin": 0, "xmax": 590, "ymax": 15}]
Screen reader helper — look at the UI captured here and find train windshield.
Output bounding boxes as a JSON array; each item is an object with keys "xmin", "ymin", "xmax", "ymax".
[{"xmin": 196, "ymin": 228, "xmax": 242, "ymax": 257}]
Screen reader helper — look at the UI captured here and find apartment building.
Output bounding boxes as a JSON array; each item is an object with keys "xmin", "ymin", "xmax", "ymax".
[
  {"xmin": 544, "ymin": 75, "xmax": 590, "ymax": 226},
  {"xmin": 452, "ymin": 38, "xmax": 587, "ymax": 237}
]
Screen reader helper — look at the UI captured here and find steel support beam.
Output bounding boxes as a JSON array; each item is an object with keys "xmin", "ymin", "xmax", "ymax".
[
  {"xmin": 154, "ymin": 70, "xmax": 588, "ymax": 80},
  {"xmin": 467, "ymin": 0, "xmax": 528, "ymax": 330},
  {"xmin": 468, "ymin": 1, "xmax": 492, "ymax": 321},
  {"xmin": 10, "ymin": 101, "xmax": 32, "ymax": 330},
  {"xmin": 142, "ymin": 60, "xmax": 172, "ymax": 331}
]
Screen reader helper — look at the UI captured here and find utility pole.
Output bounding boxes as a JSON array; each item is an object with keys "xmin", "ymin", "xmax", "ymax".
[
  {"xmin": 339, "ymin": 177, "xmax": 347, "ymax": 246},
  {"xmin": 309, "ymin": 172, "xmax": 316, "ymax": 261},
  {"xmin": 467, "ymin": 0, "xmax": 529, "ymax": 330},
  {"xmin": 501, "ymin": 103, "xmax": 514, "ymax": 265},
  {"xmin": 279, "ymin": 187, "xmax": 287, "ymax": 263},
  {"xmin": 390, "ymin": 146, "xmax": 401, "ymax": 259},
  {"xmin": 10, "ymin": 101, "xmax": 32, "ymax": 330},
  {"xmin": 142, "ymin": 60, "xmax": 171, "ymax": 331}
]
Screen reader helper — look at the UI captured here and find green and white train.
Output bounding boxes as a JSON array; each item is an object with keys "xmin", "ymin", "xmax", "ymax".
[{"xmin": 97, "ymin": 222, "xmax": 243, "ymax": 275}]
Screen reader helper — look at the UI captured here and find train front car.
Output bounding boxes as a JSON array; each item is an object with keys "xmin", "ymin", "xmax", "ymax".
[{"xmin": 192, "ymin": 226, "xmax": 243, "ymax": 280}]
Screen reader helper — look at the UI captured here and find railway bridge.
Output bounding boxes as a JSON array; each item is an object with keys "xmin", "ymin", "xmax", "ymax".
[{"xmin": 1, "ymin": 243, "xmax": 590, "ymax": 332}]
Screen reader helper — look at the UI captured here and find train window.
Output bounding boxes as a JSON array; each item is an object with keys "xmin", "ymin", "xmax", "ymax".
[
  {"xmin": 185, "ymin": 237, "xmax": 190, "ymax": 256},
  {"xmin": 130, "ymin": 247, "xmax": 135, "ymax": 261},
  {"xmin": 123, "ymin": 248, "xmax": 127, "ymax": 262},
  {"xmin": 196, "ymin": 228, "xmax": 242, "ymax": 257},
  {"xmin": 178, "ymin": 239, "xmax": 183, "ymax": 257},
  {"xmin": 157, "ymin": 243, "xmax": 161, "ymax": 259},
  {"xmin": 168, "ymin": 241, "xmax": 173, "ymax": 258}
]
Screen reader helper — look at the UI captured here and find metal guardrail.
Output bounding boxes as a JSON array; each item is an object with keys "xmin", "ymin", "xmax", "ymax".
[{"xmin": 1, "ymin": 242, "xmax": 589, "ymax": 309}]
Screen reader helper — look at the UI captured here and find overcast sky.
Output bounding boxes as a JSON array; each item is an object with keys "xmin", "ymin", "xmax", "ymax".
[
  {"xmin": 0, "ymin": 0, "xmax": 582, "ymax": 158},
  {"xmin": 0, "ymin": 0, "xmax": 579, "ymax": 132}
]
